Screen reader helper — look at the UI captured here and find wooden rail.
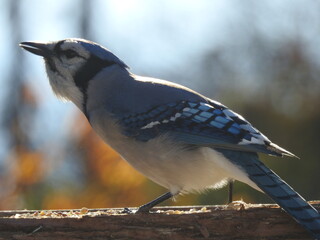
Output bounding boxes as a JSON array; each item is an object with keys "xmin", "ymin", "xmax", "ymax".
[{"xmin": 0, "ymin": 201, "xmax": 318, "ymax": 240}]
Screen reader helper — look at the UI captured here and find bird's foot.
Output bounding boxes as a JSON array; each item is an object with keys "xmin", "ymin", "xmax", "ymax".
[{"xmin": 135, "ymin": 205, "xmax": 151, "ymax": 214}]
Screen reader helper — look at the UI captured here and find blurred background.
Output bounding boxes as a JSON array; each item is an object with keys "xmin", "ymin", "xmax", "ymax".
[{"xmin": 0, "ymin": 0, "xmax": 319, "ymax": 210}]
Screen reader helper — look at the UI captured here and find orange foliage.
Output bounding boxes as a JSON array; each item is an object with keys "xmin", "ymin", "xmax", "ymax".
[
  {"xmin": 13, "ymin": 148, "xmax": 45, "ymax": 186},
  {"xmin": 43, "ymin": 191, "xmax": 76, "ymax": 210}
]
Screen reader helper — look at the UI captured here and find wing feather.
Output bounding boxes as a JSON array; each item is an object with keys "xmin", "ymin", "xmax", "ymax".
[{"xmin": 118, "ymin": 99, "xmax": 296, "ymax": 157}]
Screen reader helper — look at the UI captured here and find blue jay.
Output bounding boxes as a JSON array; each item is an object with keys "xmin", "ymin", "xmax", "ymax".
[{"xmin": 20, "ymin": 38, "xmax": 320, "ymax": 239}]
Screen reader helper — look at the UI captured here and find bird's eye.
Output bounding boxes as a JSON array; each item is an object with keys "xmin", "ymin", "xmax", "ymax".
[{"xmin": 63, "ymin": 50, "xmax": 78, "ymax": 59}]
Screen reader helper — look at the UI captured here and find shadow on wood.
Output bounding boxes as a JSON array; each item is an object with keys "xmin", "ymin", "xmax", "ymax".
[{"xmin": 0, "ymin": 201, "xmax": 318, "ymax": 240}]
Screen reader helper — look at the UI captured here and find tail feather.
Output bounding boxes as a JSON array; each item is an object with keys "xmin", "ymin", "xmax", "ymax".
[
  {"xmin": 217, "ymin": 149, "xmax": 320, "ymax": 239},
  {"xmin": 246, "ymin": 158, "xmax": 320, "ymax": 239}
]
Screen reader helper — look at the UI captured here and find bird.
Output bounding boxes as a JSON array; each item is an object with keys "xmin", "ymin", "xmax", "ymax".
[{"xmin": 20, "ymin": 38, "xmax": 320, "ymax": 239}]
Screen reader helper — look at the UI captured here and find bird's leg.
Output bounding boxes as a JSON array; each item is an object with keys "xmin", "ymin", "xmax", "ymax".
[
  {"xmin": 136, "ymin": 192, "xmax": 174, "ymax": 213},
  {"xmin": 228, "ymin": 180, "xmax": 234, "ymax": 204}
]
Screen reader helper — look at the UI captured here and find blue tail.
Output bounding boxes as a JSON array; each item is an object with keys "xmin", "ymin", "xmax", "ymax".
[{"xmin": 217, "ymin": 149, "xmax": 320, "ymax": 239}]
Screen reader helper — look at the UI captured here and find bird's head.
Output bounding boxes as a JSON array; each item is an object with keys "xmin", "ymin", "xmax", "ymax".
[{"xmin": 20, "ymin": 38, "xmax": 128, "ymax": 109}]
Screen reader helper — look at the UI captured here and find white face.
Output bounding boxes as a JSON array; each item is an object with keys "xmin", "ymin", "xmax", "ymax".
[{"xmin": 44, "ymin": 39, "xmax": 91, "ymax": 109}]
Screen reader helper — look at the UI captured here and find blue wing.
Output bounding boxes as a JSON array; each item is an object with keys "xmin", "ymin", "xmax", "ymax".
[{"xmin": 118, "ymin": 99, "xmax": 295, "ymax": 157}]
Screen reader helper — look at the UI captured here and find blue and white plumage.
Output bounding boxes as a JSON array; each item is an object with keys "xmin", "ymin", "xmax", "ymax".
[{"xmin": 20, "ymin": 38, "xmax": 320, "ymax": 239}]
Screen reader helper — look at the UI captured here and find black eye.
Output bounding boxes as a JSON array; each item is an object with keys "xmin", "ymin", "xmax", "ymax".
[{"xmin": 63, "ymin": 49, "xmax": 78, "ymax": 59}]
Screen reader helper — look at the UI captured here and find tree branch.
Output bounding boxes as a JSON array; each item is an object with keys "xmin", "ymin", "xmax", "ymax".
[{"xmin": 0, "ymin": 201, "xmax": 318, "ymax": 240}]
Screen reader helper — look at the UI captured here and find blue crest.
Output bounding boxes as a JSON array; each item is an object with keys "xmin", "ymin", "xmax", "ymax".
[{"xmin": 79, "ymin": 40, "xmax": 128, "ymax": 68}]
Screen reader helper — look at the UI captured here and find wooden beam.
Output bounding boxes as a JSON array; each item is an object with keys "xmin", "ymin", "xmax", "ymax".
[{"xmin": 0, "ymin": 201, "xmax": 318, "ymax": 240}]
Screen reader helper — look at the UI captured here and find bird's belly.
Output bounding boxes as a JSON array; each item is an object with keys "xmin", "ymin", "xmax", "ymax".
[{"xmin": 120, "ymin": 141, "xmax": 233, "ymax": 194}]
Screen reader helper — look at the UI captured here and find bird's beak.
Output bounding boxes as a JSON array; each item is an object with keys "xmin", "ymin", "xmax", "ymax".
[{"xmin": 19, "ymin": 41, "xmax": 53, "ymax": 58}]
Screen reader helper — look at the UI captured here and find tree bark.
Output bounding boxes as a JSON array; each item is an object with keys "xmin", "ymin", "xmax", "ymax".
[{"xmin": 0, "ymin": 201, "xmax": 318, "ymax": 240}]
